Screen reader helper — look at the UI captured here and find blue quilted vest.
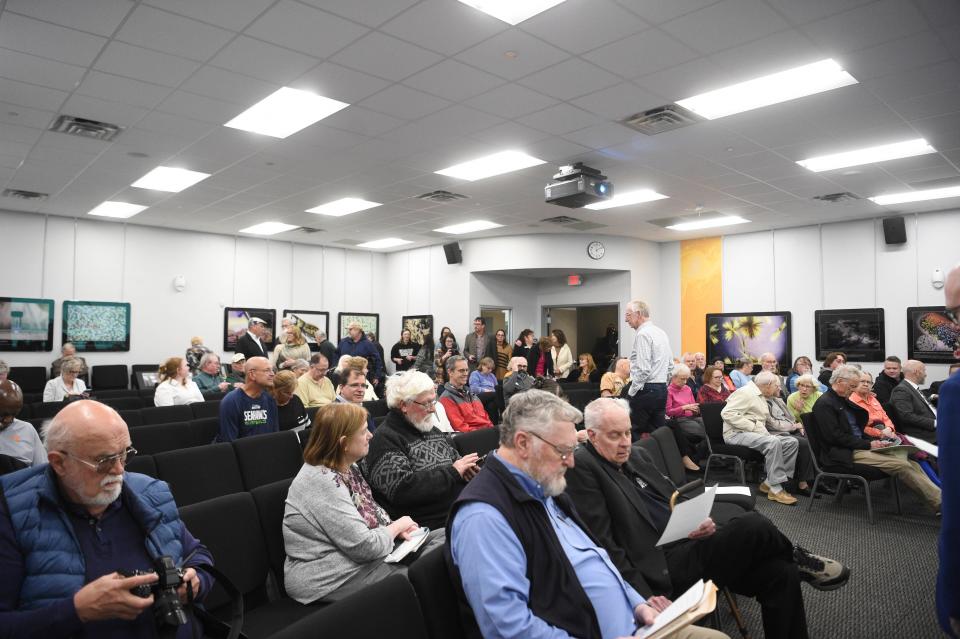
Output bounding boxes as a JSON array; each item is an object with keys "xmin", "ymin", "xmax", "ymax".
[{"xmin": 0, "ymin": 465, "xmax": 185, "ymax": 610}]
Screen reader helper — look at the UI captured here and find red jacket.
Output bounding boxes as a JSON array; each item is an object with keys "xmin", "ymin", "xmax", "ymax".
[{"xmin": 439, "ymin": 383, "xmax": 493, "ymax": 432}]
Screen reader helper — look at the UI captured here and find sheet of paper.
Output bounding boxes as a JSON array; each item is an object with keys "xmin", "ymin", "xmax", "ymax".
[
  {"xmin": 715, "ymin": 486, "xmax": 752, "ymax": 496},
  {"xmin": 655, "ymin": 485, "xmax": 716, "ymax": 546},
  {"xmin": 384, "ymin": 527, "xmax": 429, "ymax": 563},
  {"xmin": 635, "ymin": 579, "xmax": 705, "ymax": 638},
  {"xmin": 908, "ymin": 437, "xmax": 938, "ymax": 457}
]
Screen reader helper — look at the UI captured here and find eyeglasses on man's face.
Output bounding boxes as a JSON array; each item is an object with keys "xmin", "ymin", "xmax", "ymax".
[
  {"xmin": 411, "ymin": 397, "xmax": 437, "ymax": 409},
  {"xmin": 527, "ymin": 431, "xmax": 579, "ymax": 461},
  {"xmin": 62, "ymin": 446, "xmax": 137, "ymax": 474}
]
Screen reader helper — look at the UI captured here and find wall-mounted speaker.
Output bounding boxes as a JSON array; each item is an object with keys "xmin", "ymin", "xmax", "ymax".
[
  {"xmin": 882, "ymin": 216, "xmax": 906, "ymax": 245},
  {"xmin": 443, "ymin": 242, "xmax": 462, "ymax": 265}
]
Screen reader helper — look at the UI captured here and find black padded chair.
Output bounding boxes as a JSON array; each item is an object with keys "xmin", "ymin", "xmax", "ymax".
[
  {"xmin": 118, "ymin": 409, "xmax": 143, "ymax": 428},
  {"xmin": 130, "ymin": 364, "xmax": 157, "ymax": 389},
  {"xmin": 232, "ymin": 431, "xmax": 304, "ymax": 490},
  {"xmin": 97, "ymin": 397, "xmax": 142, "ymax": 412},
  {"xmin": 201, "ymin": 391, "xmax": 227, "ymax": 401},
  {"xmin": 801, "ymin": 413, "xmax": 901, "ymax": 524},
  {"xmin": 362, "ymin": 399, "xmax": 388, "ymax": 419},
  {"xmin": 190, "ymin": 417, "xmax": 220, "ymax": 445},
  {"xmin": 91, "ymin": 365, "xmax": 129, "ymax": 391},
  {"xmin": 564, "ymin": 388, "xmax": 599, "ymax": 411},
  {"xmin": 190, "ymin": 399, "xmax": 221, "ymax": 420},
  {"xmin": 452, "ymin": 427, "xmax": 500, "ymax": 458},
  {"xmin": 178, "ymin": 492, "xmax": 319, "ymax": 638},
  {"xmin": 130, "ymin": 421, "xmax": 212, "ymax": 456},
  {"xmin": 154, "ymin": 443, "xmax": 244, "ymax": 507},
  {"xmin": 90, "ymin": 388, "xmax": 140, "ymax": 399},
  {"xmin": 30, "ymin": 401, "xmax": 65, "ymax": 419},
  {"xmin": 408, "ymin": 547, "xmax": 466, "ymax": 639},
  {"xmin": 0, "ymin": 454, "xmax": 28, "ymax": 476},
  {"xmin": 250, "ymin": 479, "xmax": 293, "ymax": 598},
  {"xmin": 9, "ymin": 367, "xmax": 47, "ymax": 394},
  {"xmin": 141, "ymin": 404, "xmax": 193, "ymax": 425},
  {"xmin": 700, "ymin": 402, "xmax": 764, "ymax": 484},
  {"xmin": 125, "ymin": 453, "xmax": 157, "ymax": 478}
]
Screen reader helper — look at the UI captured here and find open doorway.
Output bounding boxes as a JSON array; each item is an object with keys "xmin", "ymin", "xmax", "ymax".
[
  {"xmin": 543, "ymin": 304, "xmax": 619, "ymax": 373},
  {"xmin": 480, "ymin": 306, "xmax": 511, "ymax": 345}
]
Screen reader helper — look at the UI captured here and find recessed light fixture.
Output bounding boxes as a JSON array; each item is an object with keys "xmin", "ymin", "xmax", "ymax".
[
  {"xmin": 357, "ymin": 238, "xmax": 412, "ymax": 249},
  {"xmin": 225, "ymin": 87, "xmax": 349, "ymax": 139},
  {"xmin": 675, "ymin": 59, "xmax": 857, "ymax": 120},
  {"xmin": 666, "ymin": 215, "xmax": 749, "ymax": 231},
  {"xmin": 434, "ymin": 220, "xmax": 503, "ymax": 234},
  {"xmin": 435, "ymin": 150, "xmax": 546, "ymax": 182},
  {"xmin": 131, "ymin": 166, "xmax": 211, "ymax": 192},
  {"xmin": 457, "ymin": 0, "xmax": 566, "ymax": 24},
  {"xmin": 306, "ymin": 197, "xmax": 382, "ymax": 217},
  {"xmin": 87, "ymin": 201, "xmax": 148, "ymax": 219},
  {"xmin": 584, "ymin": 189, "xmax": 669, "ymax": 211},
  {"xmin": 797, "ymin": 138, "xmax": 936, "ymax": 172},
  {"xmin": 239, "ymin": 222, "xmax": 299, "ymax": 235},
  {"xmin": 869, "ymin": 185, "xmax": 960, "ymax": 206}
]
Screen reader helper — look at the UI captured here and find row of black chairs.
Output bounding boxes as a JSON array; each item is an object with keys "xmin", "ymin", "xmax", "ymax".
[{"xmin": 8, "ymin": 364, "xmax": 161, "ymax": 393}]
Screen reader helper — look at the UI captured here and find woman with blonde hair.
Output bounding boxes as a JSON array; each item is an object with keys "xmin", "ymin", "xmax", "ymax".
[
  {"xmin": 272, "ymin": 370, "xmax": 309, "ymax": 431},
  {"xmin": 154, "ymin": 356, "xmax": 204, "ymax": 406},
  {"xmin": 274, "ymin": 325, "xmax": 311, "ymax": 369},
  {"xmin": 42, "ymin": 357, "xmax": 88, "ymax": 402}
]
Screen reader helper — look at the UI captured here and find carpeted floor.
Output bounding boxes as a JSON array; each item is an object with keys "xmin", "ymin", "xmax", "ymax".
[{"xmin": 709, "ymin": 478, "xmax": 942, "ymax": 639}]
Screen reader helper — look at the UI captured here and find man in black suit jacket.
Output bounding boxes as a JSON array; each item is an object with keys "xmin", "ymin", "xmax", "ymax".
[
  {"xmin": 566, "ymin": 398, "xmax": 850, "ymax": 639},
  {"xmin": 236, "ymin": 317, "xmax": 269, "ymax": 361},
  {"xmin": 889, "ymin": 359, "xmax": 937, "ymax": 443}
]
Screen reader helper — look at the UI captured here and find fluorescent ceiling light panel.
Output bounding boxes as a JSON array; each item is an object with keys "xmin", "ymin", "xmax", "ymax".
[
  {"xmin": 434, "ymin": 220, "xmax": 503, "ymax": 234},
  {"xmin": 798, "ymin": 139, "xmax": 936, "ymax": 172},
  {"xmin": 87, "ymin": 201, "xmax": 148, "ymax": 219},
  {"xmin": 675, "ymin": 59, "xmax": 858, "ymax": 120},
  {"xmin": 239, "ymin": 222, "xmax": 299, "ymax": 235},
  {"xmin": 584, "ymin": 188, "xmax": 669, "ymax": 210},
  {"xmin": 357, "ymin": 238, "xmax": 413, "ymax": 249},
  {"xmin": 224, "ymin": 87, "xmax": 349, "ymax": 139},
  {"xmin": 131, "ymin": 166, "xmax": 211, "ymax": 192},
  {"xmin": 666, "ymin": 216, "xmax": 749, "ymax": 231},
  {"xmin": 869, "ymin": 185, "xmax": 960, "ymax": 206},
  {"xmin": 457, "ymin": 0, "xmax": 566, "ymax": 24},
  {"xmin": 435, "ymin": 150, "xmax": 546, "ymax": 181},
  {"xmin": 306, "ymin": 197, "xmax": 382, "ymax": 217}
]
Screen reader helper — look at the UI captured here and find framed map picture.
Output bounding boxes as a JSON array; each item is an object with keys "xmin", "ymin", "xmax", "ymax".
[{"xmin": 338, "ymin": 312, "xmax": 379, "ymax": 340}]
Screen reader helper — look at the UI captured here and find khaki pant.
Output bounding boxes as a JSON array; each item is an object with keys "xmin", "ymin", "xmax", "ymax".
[
  {"xmin": 852, "ymin": 450, "xmax": 941, "ymax": 511},
  {"xmin": 671, "ymin": 626, "xmax": 730, "ymax": 638}
]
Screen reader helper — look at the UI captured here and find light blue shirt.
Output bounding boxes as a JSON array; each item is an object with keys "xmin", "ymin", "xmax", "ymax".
[
  {"xmin": 450, "ymin": 452, "xmax": 645, "ymax": 639},
  {"xmin": 730, "ymin": 369, "xmax": 752, "ymax": 388},
  {"xmin": 628, "ymin": 321, "xmax": 673, "ymax": 395}
]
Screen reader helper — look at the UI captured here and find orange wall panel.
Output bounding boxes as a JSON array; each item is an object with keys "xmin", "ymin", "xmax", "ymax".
[{"xmin": 680, "ymin": 237, "xmax": 722, "ymax": 355}]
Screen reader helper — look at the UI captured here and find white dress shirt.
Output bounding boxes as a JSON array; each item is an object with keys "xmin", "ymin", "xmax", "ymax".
[{"xmin": 628, "ymin": 321, "xmax": 673, "ymax": 395}]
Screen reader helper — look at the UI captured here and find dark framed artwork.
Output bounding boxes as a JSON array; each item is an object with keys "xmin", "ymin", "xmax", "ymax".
[
  {"xmin": 402, "ymin": 315, "xmax": 434, "ymax": 345},
  {"xmin": 0, "ymin": 297, "xmax": 54, "ymax": 351},
  {"xmin": 224, "ymin": 307, "xmax": 276, "ymax": 352},
  {"xmin": 338, "ymin": 312, "xmax": 379, "ymax": 340},
  {"xmin": 706, "ymin": 311, "xmax": 792, "ymax": 373},
  {"xmin": 907, "ymin": 306, "xmax": 960, "ymax": 363},
  {"xmin": 282, "ymin": 309, "xmax": 330, "ymax": 352},
  {"xmin": 62, "ymin": 301, "xmax": 131, "ymax": 352},
  {"xmin": 814, "ymin": 308, "xmax": 885, "ymax": 362}
]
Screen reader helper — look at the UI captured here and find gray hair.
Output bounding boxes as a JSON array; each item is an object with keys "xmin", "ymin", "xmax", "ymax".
[
  {"xmin": 445, "ymin": 354, "xmax": 466, "ymax": 373},
  {"xmin": 795, "ymin": 373, "xmax": 817, "ymax": 388},
  {"xmin": 626, "ymin": 300, "xmax": 650, "ymax": 317},
  {"xmin": 672, "ymin": 363, "xmax": 691, "ymax": 379},
  {"xmin": 583, "ymin": 397, "xmax": 630, "ymax": 431},
  {"xmin": 61, "ymin": 342, "xmax": 75, "ymax": 354},
  {"xmin": 385, "ymin": 371, "xmax": 436, "ymax": 409},
  {"xmin": 60, "ymin": 357, "xmax": 82, "ymax": 375},
  {"xmin": 859, "ymin": 370, "xmax": 873, "ymax": 382},
  {"xmin": 0, "ymin": 360, "xmax": 8, "ymax": 376},
  {"xmin": 830, "ymin": 364, "xmax": 862, "ymax": 385},
  {"xmin": 500, "ymin": 389, "xmax": 582, "ymax": 447},
  {"xmin": 199, "ymin": 352, "xmax": 220, "ymax": 369},
  {"xmin": 290, "ymin": 359, "xmax": 310, "ymax": 372},
  {"xmin": 754, "ymin": 371, "xmax": 779, "ymax": 387}
]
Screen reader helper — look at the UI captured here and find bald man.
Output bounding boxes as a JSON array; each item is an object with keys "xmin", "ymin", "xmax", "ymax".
[
  {"xmin": 0, "ymin": 400, "xmax": 213, "ymax": 638},
  {"xmin": 889, "ymin": 359, "xmax": 937, "ymax": 443},
  {"xmin": 0, "ymin": 380, "xmax": 46, "ymax": 468},
  {"xmin": 216, "ymin": 356, "xmax": 278, "ymax": 442}
]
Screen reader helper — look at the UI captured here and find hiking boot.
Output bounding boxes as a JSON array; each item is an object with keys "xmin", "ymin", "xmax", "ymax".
[
  {"xmin": 793, "ymin": 545, "xmax": 850, "ymax": 591},
  {"xmin": 767, "ymin": 489, "xmax": 797, "ymax": 505}
]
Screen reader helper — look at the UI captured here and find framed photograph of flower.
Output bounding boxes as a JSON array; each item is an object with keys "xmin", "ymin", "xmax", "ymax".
[{"xmin": 706, "ymin": 312, "xmax": 792, "ymax": 373}]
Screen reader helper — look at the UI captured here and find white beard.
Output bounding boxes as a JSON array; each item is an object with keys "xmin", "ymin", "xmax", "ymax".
[
  {"xmin": 410, "ymin": 414, "xmax": 435, "ymax": 433},
  {"xmin": 81, "ymin": 474, "xmax": 124, "ymax": 507}
]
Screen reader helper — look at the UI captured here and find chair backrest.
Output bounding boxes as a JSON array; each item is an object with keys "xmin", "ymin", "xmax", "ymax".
[
  {"xmin": 249, "ymin": 478, "xmax": 294, "ymax": 597},
  {"xmin": 90, "ymin": 389, "xmax": 140, "ymax": 399},
  {"xmin": 362, "ymin": 399, "xmax": 389, "ymax": 419},
  {"xmin": 799, "ymin": 413, "xmax": 826, "ymax": 472},
  {"xmin": 232, "ymin": 431, "xmax": 304, "ymax": 490},
  {"xmin": 634, "ymin": 437, "xmax": 668, "ymax": 476},
  {"xmin": 91, "ymin": 364, "xmax": 129, "ymax": 391},
  {"xmin": 452, "ymin": 427, "xmax": 500, "ymax": 457},
  {"xmin": 125, "ymin": 453, "xmax": 157, "ymax": 477},
  {"xmin": 9, "ymin": 367, "xmax": 47, "ymax": 393},
  {"xmin": 650, "ymin": 426, "xmax": 686, "ymax": 486},
  {"xmin": 130, "ymin": 364, "xmax": 157, "ymax": 389},
  {"xmin": 141, "ymin": 404, "xmax": 193, "ymax": 425},
  {"xmin": 30, "ymin": 401, "xmax": 64, "ymax": 419},
  {"xmin": 408, "ymin": 547, "xmax": 465, "ymax": 639},
  {"xmin": 190, "ymin": 417, "xmax": 220, "ymax": 445},
  {"xmin": 700, "ymin": 402, "xmax": 726, "ymax": 444},
  {"xmin": 190, "ymin": 399, "xmax": 221, "ymax": 420},
  {"xmin": 200, "ymin": 391, "xmax": 226, "ymax": 401},
  {"xmin": 130, "ymin": 421, "xmax": 211, "ymax": 456},
  {"xmin": 98, "ymin": 397, "xmax": 142, "ymax": 412},
  {"xmin": 118, "ymin": 409, "xmax": 143, "ymax": 428},
  {"xmin": 154, "ymin": 443, "xmax": 244, "ymax": 507}
]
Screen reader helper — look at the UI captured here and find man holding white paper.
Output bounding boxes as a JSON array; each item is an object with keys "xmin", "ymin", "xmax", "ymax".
[{"xmin": 566, "ymin": 398, "xmax": 851, "ymax": 639}]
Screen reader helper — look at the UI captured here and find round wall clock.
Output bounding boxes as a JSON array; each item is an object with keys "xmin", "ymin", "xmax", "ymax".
[{"xmin": 587, "ymin": 241, "xmax": 605, "ymax": 260}]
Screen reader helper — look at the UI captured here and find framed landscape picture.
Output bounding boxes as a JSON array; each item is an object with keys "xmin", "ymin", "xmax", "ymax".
[
  {"xmin": 0, "ymin": 297, "xmax": 54, "ymax": 351},
  {"xmin": 402, "ymin": 315, "xmax": 433, "ymax": 345},
  {"xmin": 706, "ymin": 311, "xmax": 792, "ymax": 373},
  {"xmin": 338, "ymin": 312, "xmax": 379, "ymax": 340},
  {"xmin": 62, "ymin": 301, "xmax": 131, "ymax": 352},
  {"xmin": 907, "ymin": 306, "xmax": 960, "ymax": 363},
  {"xmin": 224, "ymin": 307, "xmax": 276, "ymax": 351},
  {"xmin": 814, "ymin": 308, "xmax": 885, "ymax": 362},
  {"xmin": 282, "ymin": 309, "xmax": 329, "ymax": 352}
]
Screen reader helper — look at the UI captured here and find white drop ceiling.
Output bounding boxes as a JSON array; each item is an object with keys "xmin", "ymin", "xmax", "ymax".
[{"xmin": 1, "ymin": 0, "xmax": 959, "ymax": 249}]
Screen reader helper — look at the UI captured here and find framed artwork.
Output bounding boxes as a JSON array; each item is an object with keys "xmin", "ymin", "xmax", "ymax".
[
  {"xmin": 282, "ymin": 309, "xmax": 330, "ymax": 352},
  {"xmin": 0, "ymin": 297, "xmax": 54, "ymax": 351},
  {"xmin": 224, "ymin": 307, "xmax": 276, "ymax": 352},
  {"xmin": 402, "ymin": 315, "xmax": 434, "ymax": 345},
  {"xmin": 706, "ymin": 311, "xmax": 792, "ymax": 373},
  {"xmin": 338, "ymin": 312, "xmax": 379, "ymax": 340},
  {"xmin": 62, "ymin": 301, "xmax": 131, "ymax": 352},
  {"xmin": 814, "ymin": 308, "xmax": 885, "ymax": 362},
  {"xmin": 907, "ymin": 306, "xmax": 960, "ymax": 363}
]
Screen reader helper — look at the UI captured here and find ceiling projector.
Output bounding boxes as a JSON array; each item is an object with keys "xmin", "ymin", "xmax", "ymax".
[{"xmin": 544, "ymin": 163, "xmax": 613, "ymax": 208}]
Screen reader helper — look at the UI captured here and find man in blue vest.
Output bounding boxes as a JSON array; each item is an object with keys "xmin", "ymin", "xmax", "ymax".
[{"xmin": 0, "ymin": 400, "xmax": 214, "ymax": 638}]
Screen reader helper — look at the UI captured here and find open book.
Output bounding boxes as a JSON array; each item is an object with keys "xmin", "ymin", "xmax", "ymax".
[
  {"xmin": 635, "ymin": 579, "xmax": 718, "ymax": 639},
  {"xmin": 384, "ymin": 527, "xmax": 430, "ymax": 564}
]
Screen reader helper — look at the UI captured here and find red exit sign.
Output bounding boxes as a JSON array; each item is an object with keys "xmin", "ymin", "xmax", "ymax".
[{"xmin": 567, "ymin": 274, "xmax": 582, "ymax": 286}]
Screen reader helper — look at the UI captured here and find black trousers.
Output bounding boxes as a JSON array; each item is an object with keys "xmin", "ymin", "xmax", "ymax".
[
  {"xmin": 664, "ymin": 511, "xmax": 809, "ymax": 639},
  {"xmin": 628, "ymin": 383, "xmax": 667, "ymax": 439}
]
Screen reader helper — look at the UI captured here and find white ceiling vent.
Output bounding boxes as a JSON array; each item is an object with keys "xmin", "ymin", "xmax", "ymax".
[
  {"xmin": 812, "ymin": 192, "xmax": 861, "ymax": 204},
  {"xmin": 540, "ymin": 215, "xmax": 606, "ymax": 231},
  {"xmin": 299, "ymin": 226, "xmax": 324, "ymax": 234},
  {"xmin": 541, "ymin": 215, "xmax": 582, "ymax": 225},
  {"xmin": 49, "ymin": 115, "xmax": 123, "ymax": 142},
  {"xmin": 621, "ymin": 104, "xmax": 704, "ymax": 136},
  {"xmin": 2, "ymin": 188, "xmax": 48, "ymax": 200},
  {"xmin": 417, "ymin": 190, "xmax": 468, "ymax": 203}
]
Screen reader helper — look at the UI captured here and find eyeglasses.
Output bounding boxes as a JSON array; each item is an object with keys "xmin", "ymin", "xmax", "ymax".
[
  {"xmin": 411, "ymin": 398, "xmax": 438, "ymax": 409},
  {"xmin": 527, "ymin": 431, "xmax": 579, "ymax": 462},
  {"xmin": 61, "ymin": 446, "xmax": 137, "ymax": 474}
]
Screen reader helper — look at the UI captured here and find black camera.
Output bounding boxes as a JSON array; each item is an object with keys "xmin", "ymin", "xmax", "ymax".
[{"xmin": 121, "ymin": 556, "xmax": 189, "ymax": 628}]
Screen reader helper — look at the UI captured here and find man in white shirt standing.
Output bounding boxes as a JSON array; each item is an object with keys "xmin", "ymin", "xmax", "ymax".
[{"xmin": 624, "ymin": 299, "xmax": 673, "ymax": 439}]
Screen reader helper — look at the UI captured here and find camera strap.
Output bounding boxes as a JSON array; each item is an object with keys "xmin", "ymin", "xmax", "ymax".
[{"xmin": 192, "ymin": 563, "xmax": 246, "ymax": 639}]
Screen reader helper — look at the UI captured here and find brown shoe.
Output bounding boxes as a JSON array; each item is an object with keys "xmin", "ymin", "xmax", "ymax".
[
  {"xmin": 768, "ymin": 490, "xmax": 798, "ymax": 505},
  {"xmin": 758, "ymin": 481, "xmax": 770, "ymax": 494}
]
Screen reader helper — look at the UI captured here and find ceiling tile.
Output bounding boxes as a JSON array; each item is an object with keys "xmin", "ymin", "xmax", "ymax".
[
  {"xmin": 245, "ymin": 1, "xmax": 369, "ymax": 59},
  {"xmin": 802, "ymin": 0, "xmax": 928, "ymax": 55},
  {"xmin": 380, "ymin": 0, "xmax": 506, "ymax": 55},
  {"xmin": 403, "ymin": 59, "xmax": 506, "ymax": 102},
  {"xmin": 0, "ymin": 77, "xmax": 68, "ymax": 112},
  {"xmin": 582, "ymin": 28, "xmax": 699, "ymax": 80},
  {"xmin": 571, "ymin": 82, "xmax": 665, "ymax": 120},
  {"xmin": 862, "ymin": 60, "xmax": 960, "ymax": 104},
  {"xmin": 144, "ymin": 0, "xmax": 274, "ymax": 32},
  {"xmin": 764, "ymin": 0, "xmax": 876, "ymax": 25},
  {"xmin": 332, "ymin": 31, "xmax": 444, "ymax": 81},
  {"xmin": 516, "ymin": 103, "xmax": 604, "ymax": 135},
  {"xmin": 133, "ymin": 111, "xmax": 221, "ymax": 144},
  {"xmin": 116, "ymin": 5, "xmax": 235, "ymax": 61},
  {"xmin": 465, "ymin": 84, "xmax": 558, "ymax": 119},
  {"xmin": 209, "ymin": 36, "xmax": 319, "ymax": 84},
  {"xmin": 0, "ymin": 49, "xmax": 86, "ymax": 91},
  {"xmin": 60, "ymin": 93, "xmax": 149, "ymax": 127},
  {"xmin": 323, "ymin": 106, "xmax": 405, "ymax": 137},
  {"xmin": 889, "ymin": 88, "xmax": 960, "ymax": 122},
  {"xmin": 706, "ymin": 29, "xmax": 823, "ymax": 80},
  {"xmin": 518, "ymin": 58, "xmax": 622, "ymax": 101},
  {"xmin": 842, "ymin": 31, "xmax": 950, "ymax": 81},
  {"xmin": 0, "ymin": 13, "xmax": 107, "ymax": 67},
  {"xmin": 615, "ymin": 0, "xmax": 721, "ymax": 25},
  {"xmin": 717, "ymin": 150, "xmax": 811, "ymax": 181},
  {"xmin": 0, "ymin": 104, "xmax": 56, "ymax": 130},
  {"xmin": 76, "ymin": 71, "xmax": 174, "ymax": 110},
  {"xmin": 455, "ymin": 30, "xmax": 570, "ymax": 81},
  {"xmin": 299, "ymin": 0, "xmax": 420, "ymax": 28},
  {"xmin": 290, "ymin": 62, "xmax": 390, "ymax": 105},
  {"xmin": 907, "ymin": 112, "xmax": 960, "ymax": 155},
  {"xmin": 157, "ymin": 90, "xmax": 241, "ymax": 124},
  {"xmin": 360, "ymin": 85, "xmax": 452, "ymax": 121},
  {"xmin": 660, "ymin": 0, "xmax": 790, "ymax": 55},
  {"xmin": 95, "ymin": 41, "xmax": 201, "ymax": 87},
  {"xmin": 468, "ymin": 121, "xmax": 551, "ymax": 147},
  {"xmin": 0, "ymin": 122, "xmax": 44, "ymax": 146},
  {"xmin": 562, "ymin": 122, "xmax": 637, "ymax": 150},
  {"xmin": 520, "ymin": 0, "xmax": 649, "ymax": 54},
  {"xmin": 179, "ymin": 67, "xmax": 279, "ymax": 107},
  {"xmin": 635, "ymin": 56, "xmax": 726, "ymax": 101},
  {"xmin": 5, "ymin": 0, "xmax": 133, "ymax": 36}
]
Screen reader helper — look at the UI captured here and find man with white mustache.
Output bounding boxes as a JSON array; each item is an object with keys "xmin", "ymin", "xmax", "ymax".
[{"xmin": 0, "ymin": 400, "xmax": 214, "ymax": 638}]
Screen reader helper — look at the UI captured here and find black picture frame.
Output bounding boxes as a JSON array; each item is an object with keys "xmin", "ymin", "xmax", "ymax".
[
  {"xmin": 814, "ymin": 308, "xmax": 885, "ymax": 362},
  {"xmin": 337, "ymin": 312, "xmax": 380, "ymax": 341},
  {"xmin": 0, "ymin": 297, "xmax": 54, "ymax": 352},
  {"xmin": 62, "ymin": 300, "xmax": 131, "ymax": 352},
  {"xmin": 282, "ymin": 309, "xmax": 330, "ymax": 352},
  {"xmin": 401, "ymin": 315, "xmax": 434, "ymax": 345},
  {"xmin": 706, "ymin": 311, "xmax": 792, "ymax": 373},
  {"xmin": 907, "ymin": 306, "xmax": 960, "ymax": 364},
  {"xmin": 224, "ymin": 307, "xmax": 276, "ymax": 352}
]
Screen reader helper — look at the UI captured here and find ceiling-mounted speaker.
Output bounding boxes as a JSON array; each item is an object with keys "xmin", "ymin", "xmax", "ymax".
[
  {"xmin": 882, "ymin": 216, "xmax": 906, "ymax": 245},
  {"xmin": 443, "ymin": 242, "xmax": 462, "ymax": 265}
]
